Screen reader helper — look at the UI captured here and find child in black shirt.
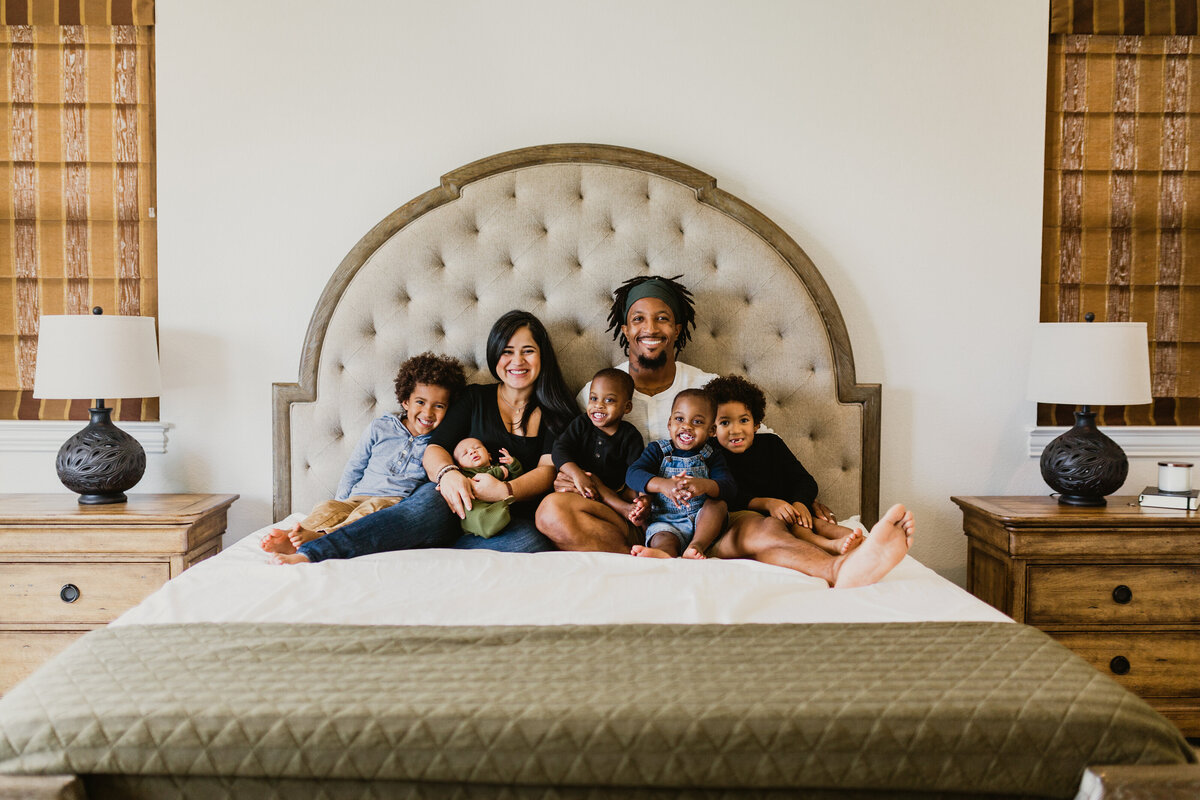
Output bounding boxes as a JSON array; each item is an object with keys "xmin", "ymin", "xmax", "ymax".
[
  {"xmin": 551, "ymin": 368, "xmax": 645, "ymax": 523},
  {"xmin": 704, "ymin": 374, "xmax": 863, "ymax": 555}
]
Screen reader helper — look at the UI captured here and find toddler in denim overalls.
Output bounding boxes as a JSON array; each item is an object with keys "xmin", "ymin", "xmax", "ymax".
[{"xmin": 625, "ymin": 389, "xmax": 736, "ymax": 558}]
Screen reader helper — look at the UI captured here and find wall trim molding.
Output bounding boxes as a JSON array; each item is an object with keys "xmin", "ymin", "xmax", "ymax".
[
  {"xmin": 0, "ymin": 421, "xmax": 171, "ymax": 453},
  {"xmin": 1029, "ymin": 426, "xmax": 1200, "ymax": 459}
]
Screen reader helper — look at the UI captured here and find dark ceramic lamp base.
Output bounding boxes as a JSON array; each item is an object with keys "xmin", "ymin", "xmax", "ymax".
[
  {"xmin": 1039, "ymin": 409, "xmax": 1128, "ymax": 506},
  {"xmin": 55, "ymin": 406, "xmax": 146, "ymax": 504}
]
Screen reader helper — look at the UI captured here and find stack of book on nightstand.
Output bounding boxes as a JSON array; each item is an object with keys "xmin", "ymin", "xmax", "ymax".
[{"xmin": 1137, "ymin": 486, "xmax": 1200, "ymax": 510}]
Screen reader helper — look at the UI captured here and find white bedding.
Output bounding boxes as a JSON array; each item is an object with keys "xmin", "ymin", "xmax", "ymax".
[{"xmin": 113, "ymin": 515, "xmax": 1011, "ymax": 627}]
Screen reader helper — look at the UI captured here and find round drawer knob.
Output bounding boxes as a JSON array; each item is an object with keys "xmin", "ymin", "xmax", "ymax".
[
  {"xmin": 59, "ymin": 583, "xmax": 80, "ymax": 603},
  {"xmin": 1109, "ymin": 655, "xmax": 1131, "ymax": 675},
  {"xmin": 1111, "ymin": 585, "xmax": 1133, "ymax": 604}
]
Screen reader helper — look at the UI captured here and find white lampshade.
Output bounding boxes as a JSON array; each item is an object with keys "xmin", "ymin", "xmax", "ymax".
[
  {"xmin": 33, "ymin": 314, "xmax": 162, "ymax": 400},
  {"xmin": 1026, "ymin": 322, "xmax": 1152, "ymax": 406}
]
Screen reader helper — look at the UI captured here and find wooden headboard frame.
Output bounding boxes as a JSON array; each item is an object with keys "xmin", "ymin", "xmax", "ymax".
[{"xmin": 272, "ymin": 144, "xmax": 880, "ymax": 524}]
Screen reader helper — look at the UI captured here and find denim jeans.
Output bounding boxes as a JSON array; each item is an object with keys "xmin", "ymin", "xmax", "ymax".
[{"xmin": 299, "ymin": 481, "xmax": 554, "ymax": 562}]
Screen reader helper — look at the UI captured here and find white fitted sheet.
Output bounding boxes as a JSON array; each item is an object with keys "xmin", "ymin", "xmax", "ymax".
[{"xmin": 112, "ymin": 515, "xmax": 1011, "ymax": 627}]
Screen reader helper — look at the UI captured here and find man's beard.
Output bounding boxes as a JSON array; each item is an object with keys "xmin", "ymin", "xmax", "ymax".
[{"xmin": 635, "ymin": 350, "xmax": 669, "ymax": 370}]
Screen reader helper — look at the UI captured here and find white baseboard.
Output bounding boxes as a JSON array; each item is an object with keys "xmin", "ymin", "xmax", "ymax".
[
  {"xmin": 0, "ymin": 420, "xmax": 171, "ymax": 453},
  {"xmin": 1029, "ymin": 426, "xmax": 1200, "ymax": 459}
]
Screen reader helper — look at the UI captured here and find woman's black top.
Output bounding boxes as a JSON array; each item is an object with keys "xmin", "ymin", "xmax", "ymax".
[
  {"xmin": 429, "ymin": 383, "xmax": 555, "ymax": 515},
  {"xmin": 721, "ymin": 432, "xmax": 819, "ymax": 513}
]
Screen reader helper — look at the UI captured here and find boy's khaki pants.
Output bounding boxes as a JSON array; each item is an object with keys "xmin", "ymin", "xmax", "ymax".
[{"xmin": 301, "ymin": 495, "xmax": 402, "ymax": 534}]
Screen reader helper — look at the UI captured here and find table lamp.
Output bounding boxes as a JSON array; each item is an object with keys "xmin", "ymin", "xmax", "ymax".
[
  {"xmin": 1026, "ymin": 316, "xmax": 1152, "ymax": 506},
  {"xmin": 32, "ymin": 308, "xmax": 162, "ymax": 504}
]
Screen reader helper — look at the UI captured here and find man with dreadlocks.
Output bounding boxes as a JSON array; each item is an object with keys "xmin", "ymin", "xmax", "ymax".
[
  {"xmin": 590, "ymin": 274, "xmax": 711, "ymax": 441},
  {"xmin": 535, "ymin": 274, "xmax": 914, "ymax": 587}
]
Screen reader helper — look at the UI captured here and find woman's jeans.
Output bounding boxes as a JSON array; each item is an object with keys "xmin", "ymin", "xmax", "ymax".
[{"xmin": 298, "ymin": 481, "xmax": 554, "ymax": 562}]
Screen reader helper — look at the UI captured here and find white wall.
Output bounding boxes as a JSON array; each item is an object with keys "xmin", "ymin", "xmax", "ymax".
[{"xmin": 5, "ymin": 0, "xmax": 1087, "ymax": 585}]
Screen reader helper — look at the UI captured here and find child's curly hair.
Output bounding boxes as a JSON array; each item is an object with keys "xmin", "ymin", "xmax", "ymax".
[
  {"xmin": 393, "ymin": 352, "xmax": 468, "ymax": 405},
  {"xmin": 702, "ymin": 374, "xmax": 767, "ymax": 426},
  {"xmin": 606, "ymin": 274, "xmax": 697, "ymax": 355}
]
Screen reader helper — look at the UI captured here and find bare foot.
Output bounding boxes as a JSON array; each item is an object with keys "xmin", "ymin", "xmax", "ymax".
[
  {"xmin": 681, "ymin": 546, "xmax": 706, "ymax": 560},
  {"xmin": 835, "ymin": 529, "xmax": 864, "ymax": 554},
  {"xmin": 261, "ymin": 526, "xmax": 297, "ymax": 555},
  {"xmin": 631, "ymin": 544, "xmax": 671, "ymax": 559},
  {"xmin": 832, "ymin": 504, "xmax": 913, "ymax": 589},
  {"xmin": 287, "ymin": 525, "xmax": 321, "ymax": 547},
  {"xmin": 270, "ymin": 552, "xmax": 311, "ymax": 565}
]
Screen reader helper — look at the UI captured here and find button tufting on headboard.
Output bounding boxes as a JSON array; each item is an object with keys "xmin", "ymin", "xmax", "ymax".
[{"xmin": 273, "ymin": 144, "xmax": 880, "ymax": 526}]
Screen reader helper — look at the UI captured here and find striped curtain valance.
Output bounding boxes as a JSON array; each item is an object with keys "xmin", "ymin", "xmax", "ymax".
[
  {"xmin": 1052, "ymin": 0, "xmax": 1199, "ymax": 35},
  {"xmin": 1041, "ymin": 33, "xmax": 1200, "ymax": 426},
  {"xmin": 2, "ymin": 7, "xmax": 156, "ymax": 422},
  {"xmin": 0, "ymin": 0, "xmax": 152, "ymax": 26}
]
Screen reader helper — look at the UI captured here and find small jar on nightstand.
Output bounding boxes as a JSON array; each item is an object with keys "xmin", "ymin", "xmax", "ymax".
[{"xmin": 0, "ymin": 493, "xmax": 237, "ymax": 694}]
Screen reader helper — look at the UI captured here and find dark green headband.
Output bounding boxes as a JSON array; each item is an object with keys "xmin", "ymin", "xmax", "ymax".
[{"xmin": 623, "ymin": 278, "xmax": 683, "ymax": 322}]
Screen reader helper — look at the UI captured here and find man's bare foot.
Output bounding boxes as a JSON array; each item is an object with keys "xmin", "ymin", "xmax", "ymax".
[
  {"xmin": 261, "ymin": 526, "xmax": 297, "ymax": 555},
  {"xmin": 631, "ymin": 544, "xmax": 671, "ymax": 559},
  {"xmin": 832, "ymin": 504, "xmax": 913, "ymax": 589},
  {"xmin": 270, "ymin": 552, "xmax": 311, "ymax": 565},
  {"xmin": 287, "ymin": 525, "xmax": 321, "ymax": 547}
]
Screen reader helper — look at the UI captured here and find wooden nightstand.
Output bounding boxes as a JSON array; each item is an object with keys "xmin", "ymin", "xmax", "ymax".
[
  {"xmin": 0, "ymin": 493, "xmax": 238, "ymax": 694},
  {"xmin": 953, "ymin": 495, "xmax": 1200, "ymax": 737}
]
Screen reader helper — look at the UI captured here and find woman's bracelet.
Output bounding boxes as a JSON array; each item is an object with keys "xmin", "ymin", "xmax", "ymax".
[
  {"xmin": 434, "ymin": 464, "xmax": 461, "ymax": 487},
  {"xmin": 504, "ymin": 481, "xmax": 514, "ymax": 499}
]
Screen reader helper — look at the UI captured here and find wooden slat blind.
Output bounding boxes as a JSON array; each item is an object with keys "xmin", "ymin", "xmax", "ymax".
[
  {"xmin": 1, "ymin": 0, "xmax": 156, "ymax": 421},
  {"xmin": 1042, "ymin": 3, "xmax": 1199, "ymax": 425}
]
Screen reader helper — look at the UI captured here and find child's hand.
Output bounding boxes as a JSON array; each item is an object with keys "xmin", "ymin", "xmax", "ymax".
[
  {"xmin": 763, "ymin": 498, "xmax": 799, "ymax": 525},
  {"xmin": 787, "ymin": 503, "xmax": 816, "ymax": 527},
  {"xmin": 498, "ymin": 448, "xmax": 513, "ymax": 465},
  {"xmin": 571, "ymin": 470, "xmax": 600, "ymax": 501},
  {"xmin": 682, "ymin": 545, "xmax": 706, "ymax": 560},
  {"xmin": 813, "ymin": 501, "xmax": 836, "ymax": 523},
  {"xmin": 668, "ymin": 475, "xmax": 695, "ymax": 508},
  {"xmin": 627, "ymin": 495, "xmax": 649, "ymax": 526},
  {"xmin": 791, "ymin": 502, "xmax": 813, "ymax": 529}
]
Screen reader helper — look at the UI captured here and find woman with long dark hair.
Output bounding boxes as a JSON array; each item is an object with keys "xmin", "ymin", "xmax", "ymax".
[{"xmin": 268, "ymin": 310, "xmax": 576, "ymax": 561}]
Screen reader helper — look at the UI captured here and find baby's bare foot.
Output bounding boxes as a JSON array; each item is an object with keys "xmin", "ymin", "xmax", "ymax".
[
  {"xmin": 833, "ymin": 504, "xmax": 913, "ymax": 589},
  {"xmin": 261, "ymin": 527, "xmax": 297, "ymax": 555},
  {"xmin": 270, "ymin": 552, "xmax": 311, "ymax": 565},
  {"xmin": 631, "ymin": 544, "xmax": 671, "ymax": 559}
]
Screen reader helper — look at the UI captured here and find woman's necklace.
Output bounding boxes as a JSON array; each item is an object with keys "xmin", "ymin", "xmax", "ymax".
[{"xmin": 498, "ymin": 392, "xmax": 529, "ymax": 431}]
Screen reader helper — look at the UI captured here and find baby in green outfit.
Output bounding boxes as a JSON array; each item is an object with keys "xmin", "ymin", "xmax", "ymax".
[{"xmin": 452, "ymin": 438, "xmax": 524, "ymax": 538}]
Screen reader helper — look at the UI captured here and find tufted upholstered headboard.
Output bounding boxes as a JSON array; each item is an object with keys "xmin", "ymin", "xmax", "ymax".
[{"xmin": 272, "ymin": 144, "xmax": 880, "ymax": 526}]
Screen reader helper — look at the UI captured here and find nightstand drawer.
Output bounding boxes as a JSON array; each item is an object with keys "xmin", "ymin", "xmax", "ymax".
[
  {"xmin": 1052, "ymin": 632, "xmax": 1200, "ymax": 697},
  {"xmin": 1026, "ymin": 565, "xmax": 1200, "ymax": 625},
  {"xmin": 0, "ymin": 631, "xmax": 84, "ymax": 694},
  {"xmin": 0, "ymin": 562, "xmax": 169, "ymax": 624}
]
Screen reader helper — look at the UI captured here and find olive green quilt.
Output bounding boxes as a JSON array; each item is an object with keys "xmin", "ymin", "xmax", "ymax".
[{"xmin": 0, "ymin": 622, "xmax": 1192, "ymax": 799}]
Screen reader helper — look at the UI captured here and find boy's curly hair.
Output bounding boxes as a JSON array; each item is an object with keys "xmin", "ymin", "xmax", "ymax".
[
  {"xmin": 393, "ymin": 352, "xmax": 468, "ymax": 405},
  {"xmin": 606, "ymin": 274, "xmax": 696, "ymax": 355},
  {"xmin": 702, "ymin": 374, "xmax": 767, "ymax": 426}
]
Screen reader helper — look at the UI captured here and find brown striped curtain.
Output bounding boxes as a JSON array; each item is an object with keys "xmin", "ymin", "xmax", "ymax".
[
  {"xmin": 1042, "ymin": 1, "xmax": 1200, "ymax": 425},
  {"xmin": 1, "ymin": 0, "xmax": 156, "ymax": 422}
]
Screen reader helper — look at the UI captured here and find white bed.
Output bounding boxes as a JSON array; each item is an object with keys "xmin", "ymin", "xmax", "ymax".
[{"xmin": 113, "ymin": 516, "xmax": 1011, "ymax": 628}]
